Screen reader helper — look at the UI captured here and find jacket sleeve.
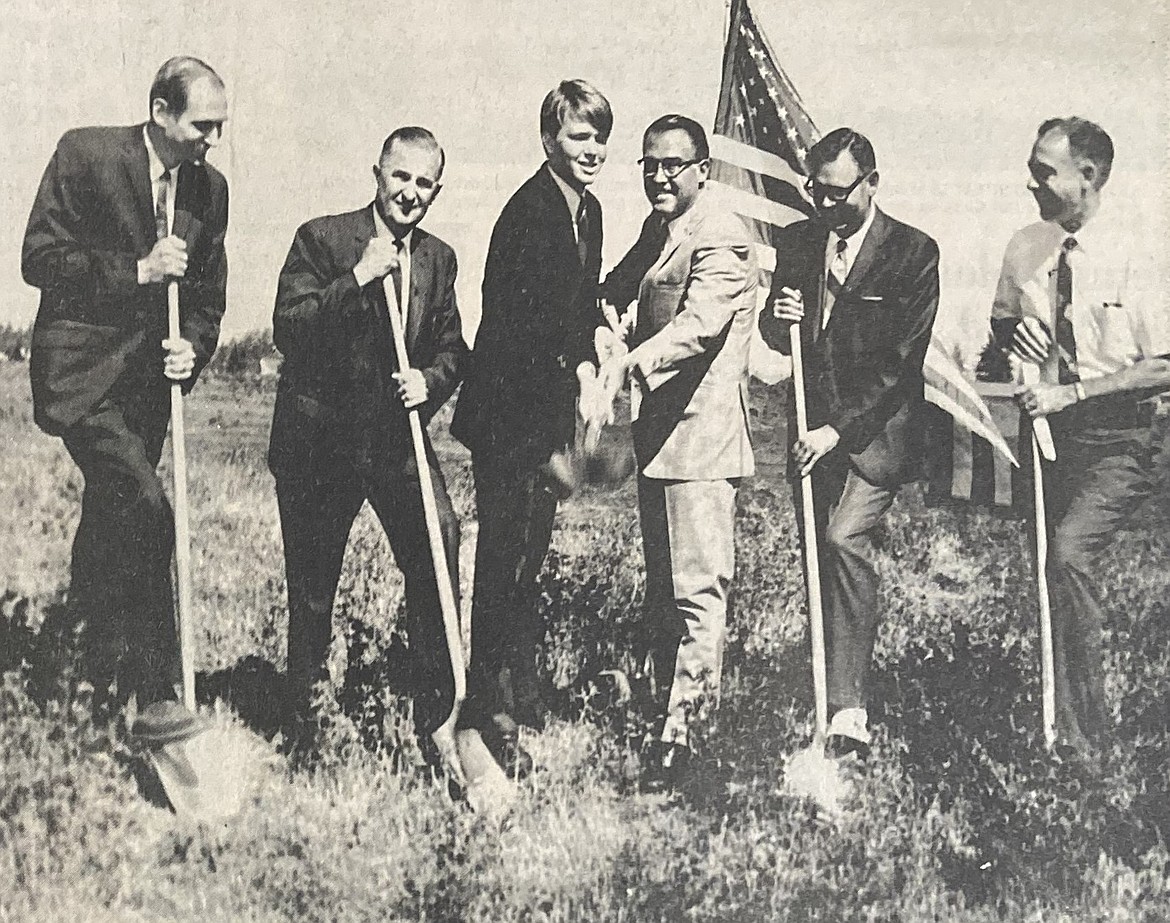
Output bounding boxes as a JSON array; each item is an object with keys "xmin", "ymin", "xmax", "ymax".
[
  {"xmin": 419, "ymin": 250, "xmax": 469, "ymax": 423},
  {"xmin": 757, "ymin": 227, "xmax": 804, "ymax": 356},
  {"xmin": 273, "ymin": 221, "xmax": 369, "ymax": 361},
  {"xmin": 180, "ymin": 178, "xmax": 228, "ymax": 383},
  {"xmin": 628, "ymin": 238, "xmax": 756, "ymax": 392},
  {"xmin": 832, "ymin": 238, "xmax": 940, "ymax": 451},
  {"xmin": 602, "ymin": 214, "xmax": 664, "ymax": 311},
  {"xmin": 21, "ymin": 131, "xmax": 141, "ymax": 301}
]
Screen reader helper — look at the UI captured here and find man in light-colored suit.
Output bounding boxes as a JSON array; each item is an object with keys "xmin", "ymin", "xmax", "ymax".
[{"xmin": 600, "ymin": 114, "xmax": 757, "ymax": 792}]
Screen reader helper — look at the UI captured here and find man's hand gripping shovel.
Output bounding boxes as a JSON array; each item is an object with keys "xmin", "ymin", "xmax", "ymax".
[
  {"xmin": 780, "ymin": 318, "xmax": 851, "ymax": 814},
  {"xmin": 383, "ymin": 274, "xmax": 516, "ymax": 820},
  {"xmin": 134, "ymin": 258, "xmax": 263, "ymax": 822}
]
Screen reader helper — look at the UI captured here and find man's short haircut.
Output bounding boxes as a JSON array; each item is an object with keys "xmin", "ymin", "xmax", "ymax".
[
  {"xmin": 539, "ymin": 80, "xmax": 613, "ymax": 144},
  {"xmin": 643, "ymin": 114, "xmax": 709, "ymax": 160},
  {"xmin": 1038, "ymin": 116, "xmax": 1114, "ymax": 188},
  {"xmin": 806, "ymin": 127, "xmax": 877, "ymax": 177},
  {"xmin": 149, "ymin": 56, "xmax": 224, "ymax": 115},
  {"xmin": 380, "ymin": 126, "xmax": 446, "ymax": 176}
]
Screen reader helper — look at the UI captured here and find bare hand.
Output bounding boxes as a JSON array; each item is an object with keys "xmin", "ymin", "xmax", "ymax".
[
  {"xmin": 1015, "ymin": 382, "xmax": 1076, "ymax": 418},
  {"xmin": 771, "ymin": 286, "xmax": 805, "ymax": 324},
  {"xmin": 162, "ymin": 337, "xmax": 196, "ymax": 381},
  {"xmin": 353, "ymin": 237, "xmax": 401, "ymax": 287},
  {"xmin": 139, "ymin": 236, "xmax": 188, "ymax": 284},
  {"xmin": 793, "ymin": 425, "xmax": 840, "ymax": 476},
  {"xmin": 594, "ymin": 326, "xmax": 629, "ymax": 366},
  {"xmin": 1010, "ymin": 317, "xmax": 1053, "ymax": 364},
  {"xmin": 393, "ymin": 368, "xmax": 428, "ymax": 408}
]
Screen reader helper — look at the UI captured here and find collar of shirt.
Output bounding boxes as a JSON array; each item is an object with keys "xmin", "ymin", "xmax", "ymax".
[
  {"xmin": 547, "ymin": 163, "xmax": 584, "ymax": 239},
  {"xmin": 371, "ymin": 204, "xmax": 412, "ymax": 315},
  {"xmin": 826, "ymin": 202, "xmax": 877, "ymax": 278}
]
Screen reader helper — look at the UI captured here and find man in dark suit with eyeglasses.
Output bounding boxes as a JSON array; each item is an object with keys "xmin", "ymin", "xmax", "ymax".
[{"xmin": 759, "ymin": 127, "xmax": 940, "ymax": 761}]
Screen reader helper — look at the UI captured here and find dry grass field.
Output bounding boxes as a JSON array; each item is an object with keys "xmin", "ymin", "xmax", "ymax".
[{"xmin": 2, "ymin": 359, "xmax": 1169, "ymax": 922}]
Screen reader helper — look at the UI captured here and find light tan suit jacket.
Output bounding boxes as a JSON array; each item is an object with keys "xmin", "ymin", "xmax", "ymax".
[{"xmin": 620, "ymin": 190, "xmax": 758, "ymax": 481}]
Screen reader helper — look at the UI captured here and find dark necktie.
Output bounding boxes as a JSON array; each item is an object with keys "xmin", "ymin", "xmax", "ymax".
[
  {"xmin": 154, "ymin": 169, "xmax": 171, "ymax": 241},
  {"xmin": 1055, "ymin": 236, "xmax": 1079, "ymax": 384},
  {"xmin": 389, "ymin": 237, "xmax": 406, "ymax": 323},
  {"xmin": 576, "ymin": 198, "xmax": 590, "ymax": 266}
]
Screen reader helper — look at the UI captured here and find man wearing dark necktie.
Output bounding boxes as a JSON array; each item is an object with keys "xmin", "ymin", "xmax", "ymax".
[
  {"xmin": 269, "ymin": 128, "xmax": 468, "ymax": 764},
  {"xmin": 992, "ymin": 117, "xmax": 1170, "ymax": 768},
  {"xmin": 758, "ymin": 128, "xmax": 940, "ymax": 761},
  {"xmin": 450, "ymin": 80, "xmax": 610, "ymax": 770},
  {"xmin": 21, "ymin": 57, "xmax": 229, "ymax": 717}
]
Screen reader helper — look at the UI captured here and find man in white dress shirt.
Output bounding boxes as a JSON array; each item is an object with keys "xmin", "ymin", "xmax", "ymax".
[{"xmin": 992, "ymin": 116, "xmax": 1170, "ymax": 767}]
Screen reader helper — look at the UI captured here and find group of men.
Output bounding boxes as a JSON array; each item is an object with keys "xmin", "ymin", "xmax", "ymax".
[{"xmin": 22, "ymin": 56, "xmax": 1169, "ymax": 797}]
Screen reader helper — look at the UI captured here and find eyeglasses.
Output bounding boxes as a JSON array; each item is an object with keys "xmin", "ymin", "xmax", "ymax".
[
  {"xmin": 638, "ymin": 157, "xmax": 702, "ymax": 179},
  {"xmin": 805, "ymin": 170, "xmax": 874, "ymax": 204}
]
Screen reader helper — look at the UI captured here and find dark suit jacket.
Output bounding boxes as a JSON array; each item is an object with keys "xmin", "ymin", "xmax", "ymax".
[
  {"xmin": 22, "ymin": 124, "xmax": 229, "ymax": 435},
  {"xmin": 758, "ymin": 208, "xmax": 939, "ymax": 486},
  {"xmin": 268, "ymin": 205, "xmax": 468, "ymax": 477},
  {"xmin": 450, "ymin": 164, "xmax": 604, "ymax": 466}
]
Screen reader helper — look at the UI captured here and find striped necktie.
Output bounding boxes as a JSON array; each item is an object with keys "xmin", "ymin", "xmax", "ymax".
[{"xmin": 154, "ymin": 169, "xmax": 171, "ymax": 241}]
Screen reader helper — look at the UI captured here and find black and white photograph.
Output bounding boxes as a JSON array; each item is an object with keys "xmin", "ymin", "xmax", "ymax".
[{"xmin": 1, "ymin": 0, "xmax": 1167, "ymax": 919}]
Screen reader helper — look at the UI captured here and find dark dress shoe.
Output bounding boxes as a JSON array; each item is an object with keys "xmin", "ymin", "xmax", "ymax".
[
  {"xmin": 825, "ymin": 734, "xmax": 870, "ymax": 762},
  {"xmin": 480, "ymin": 714, "xmax": 534, "ymax": 780},
  {"xmin": 640, "ymin": 742, "xmax": 690, "ymax": 795}
]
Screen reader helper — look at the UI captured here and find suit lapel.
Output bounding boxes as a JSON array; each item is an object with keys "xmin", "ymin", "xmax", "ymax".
[
  {"xmin": 173, "ymin": 163, "xmax": 207, "ymax": 247},
  {"xmin": 652, "ymin": 192, "xmax": 711, "ymax": 278},
  {"xmin": 407, "ymin": 232, "xmax": 428, "ymax": 351},
  {"xmin": 841, "ymin": 208, "xmax": 888, "ymax": 291},
  {"xmin": 354, "ymin": 206, "xmax": 390, "ymax": 328},
  {"xmin": 126, "ymin": 126, "xmax": 156, "ymax": 248}
]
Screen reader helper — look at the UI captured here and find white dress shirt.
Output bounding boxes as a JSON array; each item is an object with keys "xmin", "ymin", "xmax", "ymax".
[
  {"xmin": 992, "ymin": 206, "xmax": 1170, "ymax": 384},
  {"xmin": 822, "ymin": 203, "xmax": 877, "ymax": 329}
]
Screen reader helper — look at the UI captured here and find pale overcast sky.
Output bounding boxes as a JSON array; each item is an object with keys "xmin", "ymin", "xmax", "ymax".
[{"xmin": 1, "ymin": 0, "xmax": 1165, "ymax": 356}]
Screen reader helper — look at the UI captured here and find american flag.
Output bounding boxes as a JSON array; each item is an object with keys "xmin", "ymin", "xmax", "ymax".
[
  {"xmin": 708, "ymin": 0, "xmax": 819, "ymax": 279},
  {"xmin": 711, "ymin": 0, "xmax": 1017, "ymax": 470}
]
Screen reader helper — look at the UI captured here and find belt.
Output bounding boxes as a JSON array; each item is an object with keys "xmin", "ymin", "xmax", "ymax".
[{"xmin": 1060, "ymin": 398, "xmax": 1154, "ymax": 431}]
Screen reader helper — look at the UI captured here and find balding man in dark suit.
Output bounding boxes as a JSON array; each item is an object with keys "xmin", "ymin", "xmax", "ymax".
[
  {"xmin": 270, "ymin": 127, "xmax": 467, "ymax": 764},
  {"xmin": 22, "ymin": 56, "xmax": 229, "ymax": 716}
]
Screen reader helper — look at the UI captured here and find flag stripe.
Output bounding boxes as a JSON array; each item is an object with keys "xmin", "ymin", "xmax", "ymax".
[
  {"xmin": 711, "ymin": 135, "xmax": 803, "ymax": 185},
  {"xmin": 923, "ymin": 382, "xmax": 1019, "ymax": 468},
  {"xmin": 708, "ymin": 179, "xmax": 802, "ymax": 230},
  {"xmin": 952, "ymin": 422, "xmax": 974, "ymax": 499}
]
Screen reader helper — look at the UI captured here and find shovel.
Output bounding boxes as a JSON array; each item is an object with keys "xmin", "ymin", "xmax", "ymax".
[
  {"xmin": 781, "ymin": 318, "xmax": 849, "ymax": 812},
  {"xmin": 1020, "ymin": 363, "xmax": 1057, "ymax": 749},
  {"xmin": 136, "ymin": 270, "xmax": 258, "ymax": 820},
  {"xmin": 382, "ymin": 261, "xmax": 516, "ymax": 818}
]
